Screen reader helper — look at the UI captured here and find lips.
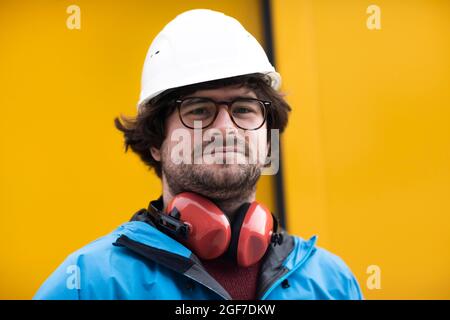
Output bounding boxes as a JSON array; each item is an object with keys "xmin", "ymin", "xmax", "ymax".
[
  {"xmin": 204, "ymin": 146, "xmax": 245, "ymax": 155},
  {"xmin": 209, "ymin": 147, "xmax": 238, "ymax": 154}
]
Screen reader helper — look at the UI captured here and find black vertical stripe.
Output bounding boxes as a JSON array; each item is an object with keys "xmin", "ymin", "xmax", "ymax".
[{"xmin": 261, "ymin": 0, "xmax": 287, "ymax": 231}]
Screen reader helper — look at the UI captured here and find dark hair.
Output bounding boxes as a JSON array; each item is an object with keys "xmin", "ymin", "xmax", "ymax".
[{"xmin": 114, "ymin": 73, "xmax": 291, "ymax": 178}]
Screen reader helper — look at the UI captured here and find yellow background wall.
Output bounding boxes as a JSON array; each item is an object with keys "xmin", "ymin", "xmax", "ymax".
[
  {"xmin": 1, "ymin": 0, "xmax": 449, "ymax": 299},
  {"xmin": 273, "ymin": 0, "xmax": 450, "ymax": 299}
]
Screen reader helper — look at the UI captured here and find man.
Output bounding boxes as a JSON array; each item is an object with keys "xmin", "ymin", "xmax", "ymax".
[{"xmin": 34, "ymin": 9, "xmax": 363, "ymax": 300}]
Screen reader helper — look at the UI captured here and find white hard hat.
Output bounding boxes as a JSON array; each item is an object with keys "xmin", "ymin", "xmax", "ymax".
[{"xmin": 137, "ymin": 9, "xmax": 281, "ymax": 109}]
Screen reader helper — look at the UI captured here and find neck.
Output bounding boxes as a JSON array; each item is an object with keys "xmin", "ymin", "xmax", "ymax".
[{"xmin": 162, "ymin": 176, "xmax": 256, "ymax": 221}]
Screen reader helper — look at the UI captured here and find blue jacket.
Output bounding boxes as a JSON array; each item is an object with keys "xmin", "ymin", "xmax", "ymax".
[{"xmin": 34, "ymin": 211, "xmax": 364, "ymax": 300}]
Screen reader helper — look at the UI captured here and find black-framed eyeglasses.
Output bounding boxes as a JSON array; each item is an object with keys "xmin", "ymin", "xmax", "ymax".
[{"xmin": 175, "ymin": 97, "xmax": 271, "ymax": 130}]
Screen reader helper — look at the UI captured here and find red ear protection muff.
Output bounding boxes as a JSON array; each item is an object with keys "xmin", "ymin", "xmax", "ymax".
[
  {"xmin": 150, "ymin": 192, "xmax": 281, "ymax": 267},
  {"xmin": 227, "ymin": 201, "xmax": 275, "ymax": 267},
  {"xmin": 166, "ymin": 192, "xmax": 232, "ymax": 260}
]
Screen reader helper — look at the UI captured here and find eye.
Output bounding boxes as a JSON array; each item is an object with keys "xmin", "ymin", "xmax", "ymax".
[
  {"xmin": 189, "ymin": 106, "xmax": 209, "ymax": 115},
  {"xmin": 231, "ymin": 100, "xmax": 260, "ymax": 116},
  {"xmin": 180, "ymin": 100, "xmax": 215, "ymax": 118},
  {"xmin": 233, "ymin": 107, "xmax": 254, "ymax": 114},
  {"xmin": 189, "ymin": 105, "xmax": 215, "ymax": 117}
]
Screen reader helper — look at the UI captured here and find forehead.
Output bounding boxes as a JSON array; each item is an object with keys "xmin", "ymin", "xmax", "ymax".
[{"xmin": 185, "ymin": 85, "xmax": 257, "ymax": 100}]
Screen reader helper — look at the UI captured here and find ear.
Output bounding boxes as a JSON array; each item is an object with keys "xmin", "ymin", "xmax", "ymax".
[{"xmin": 150, "ymin": 147, "xmax": 161, "ymax": 161}]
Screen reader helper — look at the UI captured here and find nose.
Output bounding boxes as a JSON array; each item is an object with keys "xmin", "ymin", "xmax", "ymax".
[{"xmin": 210, "ymin": 105, "xmax": 236, "ymax": 130}]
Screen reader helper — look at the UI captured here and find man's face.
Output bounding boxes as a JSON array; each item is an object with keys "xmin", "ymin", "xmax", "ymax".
[{"xmin": 154, "ymin": 85, "xmax": 268, "ymax": 201}]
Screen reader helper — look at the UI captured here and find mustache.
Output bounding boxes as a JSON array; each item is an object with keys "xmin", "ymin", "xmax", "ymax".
[{"xmin": 192, "ymin": 134, "xmax": 251, "ymax": 158}]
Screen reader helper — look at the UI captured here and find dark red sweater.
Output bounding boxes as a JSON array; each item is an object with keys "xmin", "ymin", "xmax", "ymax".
[{"xmin": 201, "ymin": 256, "xmax": 261, "ymax": 300}]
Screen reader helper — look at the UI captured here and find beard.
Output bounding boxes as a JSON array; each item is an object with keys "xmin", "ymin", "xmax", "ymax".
[{"xmin": 160, "ymin": 138, "xmax": 262, "ymax": 201}]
